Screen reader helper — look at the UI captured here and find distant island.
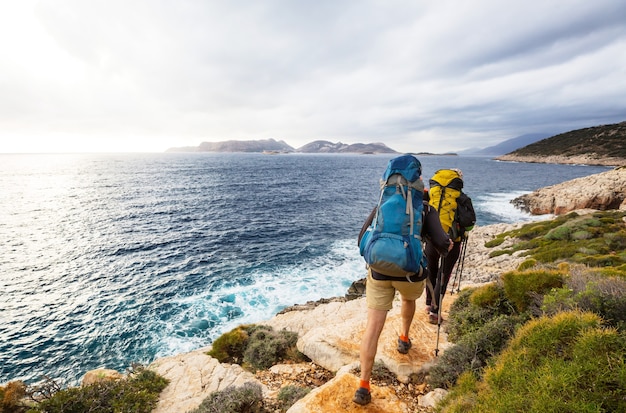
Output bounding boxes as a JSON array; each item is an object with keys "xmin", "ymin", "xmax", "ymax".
[
  {"xmin": 166, "ymin": 139, "xmax": 460, "ymax": 155},
  {"xmin": 166, "ymin": 139, "xmax": 399, "ymax": 154}
]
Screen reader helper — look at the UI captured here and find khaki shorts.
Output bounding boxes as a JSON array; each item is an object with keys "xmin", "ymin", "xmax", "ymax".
[{"xmin": 365, "ymin": 269, "xmax": 425, "ymax": 311}]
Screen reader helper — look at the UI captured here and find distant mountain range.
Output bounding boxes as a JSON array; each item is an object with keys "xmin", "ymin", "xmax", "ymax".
[
  {"xmin": 166, "ymin": 139, "xmax": 398, "ymax": 154},
  {"xmin": 460, "ymin": 133, "xmax": 553, "ymax": 156}
]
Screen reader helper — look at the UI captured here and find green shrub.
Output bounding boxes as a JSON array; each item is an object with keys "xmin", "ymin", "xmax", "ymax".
[
  {"xmin": 446, "ymin": 286, "xmax": 519, "ymax": 343},
  {"xmin": 469, "ymin": 284, "xmax": 505, "ymax": 309},
  {"xmin": 484, "ymin": 237, "xmax": 505, "ymax": 248},
  {"xmin": 544, "ymin": 225, "xmax": 571, "ymax": 241},
  {"xmin": 189, "ymin": 382, "xmax": 263, "ymax": 413},
  {"xmin": 243, "ymin": 326, "xmax": 303, "ymax": 371},
  {"xmin": 435, "ymin": 372, "xmax": 480, "ymax": 413},
  {"xmin": 277, "ymin": 386, "xmax": 310, "ymax": 411},
  {"xmin": 207, "ymin": 325, "xmax": 250, "ymax": 364},
  {"xmin": 28, "ymin": 366, "xmax": 168, "ymax": 413},
  {"xmin": 542, "ymin": 270, "xmax": 626, "ymax": 331},
  {"xmin": 488, "ymin": 249, "xmax": 511, "ymax": 258},
  {"xmin": 516, "ymin": 258, "xmax": 537, "ymax": 271},
  {"xmin": 571, "ymin": 230, "xmax": 592, "ymax": 240},
  {"xmin": 429, "ymin": 315, "xmax": 522, "ymax": 389},
  {"xmin": 438, "ymin": 311, "xmax": 626, "ymax": 413},
  {"xmin": 502, "ymin": 270, "xmax": 563, "ymax": 312},
  {"xmin": 207, "ymin": 325, "xmax": 306, "ymax": 372}
]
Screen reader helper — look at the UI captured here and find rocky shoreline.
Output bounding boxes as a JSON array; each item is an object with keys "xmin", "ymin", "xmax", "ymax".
[
  {"xmin": 146, "ymin": 221, "xmax": 525, "ymax": 412},
  {"xmin": 512, "ymin": 166, "xmax": 626, "ymax": 215},
  {"xmin": 73, "ymin": 165, "xmax": 626, "ymax": 412},
  {"xmin": 495, "ymin": 153, "xmax": 626, "ymax": 167}
]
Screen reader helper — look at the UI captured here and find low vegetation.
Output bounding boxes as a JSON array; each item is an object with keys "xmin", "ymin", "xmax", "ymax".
[
  {"xmin": 0, "ymin": 365, "xmax": 168, "ymax": 413},
  {"xmin": 507, "ymin": 121, "xmax": 626, "ymax": 158},
  {"xmin": 202, "ymin": 324, "xmax": 310, "ymax": 412},
  {"xmin": 207, "ymin": 324, "xmax": 307, "ymax": 372},
  {"xmin": 429, "ymin": 210, "xmax": 626, "ymax": 412}
]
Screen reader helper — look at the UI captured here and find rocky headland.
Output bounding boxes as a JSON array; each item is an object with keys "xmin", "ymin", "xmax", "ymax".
[
  {"xmin": 496, "ymin": 121, "xmax": 626, "ymax": 167},
  {"xmin": 512, "ymin": 166, "xmax": 626, "ymax": 215}
]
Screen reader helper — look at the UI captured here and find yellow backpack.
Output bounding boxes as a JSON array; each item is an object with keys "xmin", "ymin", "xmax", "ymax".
[{"xmin": 428, "ymin": 169, "xmax": 464, "ymax": 238}]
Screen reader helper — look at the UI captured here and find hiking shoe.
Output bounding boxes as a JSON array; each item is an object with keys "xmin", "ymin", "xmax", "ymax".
[
  {"xmin": 429, "ymin": 312, "xmax": 444, "ymax": 325},
  {"xmin": 397, "ymin": 337, "xmax": 412, "ymax": 354},
  {"xmin": 353, "ymin": 387, "xmax": 371, "ymax": 405}
]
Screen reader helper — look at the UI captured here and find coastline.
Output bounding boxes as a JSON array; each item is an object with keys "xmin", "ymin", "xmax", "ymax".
[
  {"xmin": 495, "ymin": 153, "xmax": 626, "ymax": 167},
  {"xmin": 147, "ymin": 221, "xmax": 528, "ymax": 412}
]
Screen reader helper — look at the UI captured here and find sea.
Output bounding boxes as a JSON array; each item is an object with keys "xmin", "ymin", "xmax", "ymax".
[{"xmin": 0, "ymin": 153, "xmax": 612, "ymax": 385}]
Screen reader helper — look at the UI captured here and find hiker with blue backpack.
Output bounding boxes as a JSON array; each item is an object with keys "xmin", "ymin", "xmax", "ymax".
[
  {"xmin": 354, "ymin": 154, "xmax": 453, "ymax": 406},
  {"xmin": 425, "ymin": 168, "xmax": 476, "ymax": 325}
]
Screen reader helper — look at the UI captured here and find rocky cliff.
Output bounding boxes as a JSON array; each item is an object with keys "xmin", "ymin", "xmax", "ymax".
[{"xmin": 512, "ymin": 167, "xmax": 626, "ymax": 215}]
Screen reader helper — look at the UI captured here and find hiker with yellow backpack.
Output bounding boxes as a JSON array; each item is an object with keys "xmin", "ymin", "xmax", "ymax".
[{"xmin": 425, "ymin": 168, "xmax": 476, "ymax": 325}]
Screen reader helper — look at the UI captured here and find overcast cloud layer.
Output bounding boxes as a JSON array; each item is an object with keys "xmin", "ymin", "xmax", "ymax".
[{"xmin": 1, "ymin": 0, "xmax": 625, "ymax": 153}]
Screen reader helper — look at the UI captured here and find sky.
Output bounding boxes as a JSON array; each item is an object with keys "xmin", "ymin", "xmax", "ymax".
[{"xmin": 1, "ymin": 0, "xmax": 625, "ymax": 154}]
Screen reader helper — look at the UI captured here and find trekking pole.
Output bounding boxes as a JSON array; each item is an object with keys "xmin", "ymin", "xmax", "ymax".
[
  {"xmin": 454, "ymin": 234, "xmax": 469, "ymax": 294},
  {"xmin": 434, "ymin": 256, "xmax": 445, "ymax": 357},
  {"xmin": 449, "ymin": 249, "xmax": 462, "ymax": 295}
]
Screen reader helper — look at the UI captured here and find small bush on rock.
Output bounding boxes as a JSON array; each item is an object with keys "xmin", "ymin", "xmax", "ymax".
[
  {"xmin": 189, "ymin": 382, "xmax": 263, "ymax": 413},
  {"xmin": 243, "ymin": 326, "xmax": 302, "ymax": 371},
  {"xmin": 207, "ymin": 324, "xmax": 306, "ymax": 372},
  {"xmin": 207, "ymin": 325, "xmax": 250, "ymax": 364},
  {"xmin": 28, "ymin": 366, "xmax": 168, "ymax": 413},
  {"xmin": 276, "ymin": 386, "xmax": 310, "ymax": 411}
]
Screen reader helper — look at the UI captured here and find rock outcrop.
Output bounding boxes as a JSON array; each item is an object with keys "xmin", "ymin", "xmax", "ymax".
[
  {"xmin": 512, "ymin": 167, "xmax": 626, "ymax": 215},
  {"xmin": 149, "ymin": 347, "xmax": 266, "ymax": 413}
]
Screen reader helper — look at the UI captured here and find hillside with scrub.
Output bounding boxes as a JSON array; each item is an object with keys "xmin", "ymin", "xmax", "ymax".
[
  {"xmin": 433, "ymin": 210, "xmax": 626, "ymax": 412},
  {"xmin": 2, "ymin": 207, "xmax": 625, "ymax": 412},
  {"xmin": 497, "ymin": 121, "xmax": 626, "ymax": 166}
]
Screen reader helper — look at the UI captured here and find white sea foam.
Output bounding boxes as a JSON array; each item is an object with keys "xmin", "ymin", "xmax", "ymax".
[
  {"xmin": 476, "ymin": 191, "xmax": 552, "ymax": 224},
  {"xmin": 156, "ymin": 239, "xmax": 365, "ymax": 358}
]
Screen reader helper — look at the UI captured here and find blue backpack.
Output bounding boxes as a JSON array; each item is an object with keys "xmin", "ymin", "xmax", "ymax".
[{"xmin": 359, "ymin": 154, "xmax": 426, "ymax": 278}]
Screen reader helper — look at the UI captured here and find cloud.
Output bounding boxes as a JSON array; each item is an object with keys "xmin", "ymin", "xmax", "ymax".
[{"xmin": 0, "ymin": 0, "xmax": 625, "ymax": 153}]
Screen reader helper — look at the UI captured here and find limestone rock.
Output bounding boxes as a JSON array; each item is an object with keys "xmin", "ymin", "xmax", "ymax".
[
  {"xmin": 419, "ymin": 388, "xmax": 448, "ymax": 408},
  {"xmin": 263, "ymin": 292, "xmax": 454, "ymax": 383},
  {"xmin": 286, "ymin": 366, "xmax": 409, "ymax": 413},
  {"xmin": 149, "ymin": 346, "xmax": 266, "ymax": 413},
  {"xmin": 512, "ymin": 167, "xmax": 626, "ymax": 215},
  {"xmin": 81, "ymin": 368, "xmax": 123, "ymax": 386}
]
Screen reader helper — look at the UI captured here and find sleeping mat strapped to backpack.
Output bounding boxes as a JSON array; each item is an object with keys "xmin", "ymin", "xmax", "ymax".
[{"xmin": 359, "ymin": 154, "xmax": 425, "ymax": 278}]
